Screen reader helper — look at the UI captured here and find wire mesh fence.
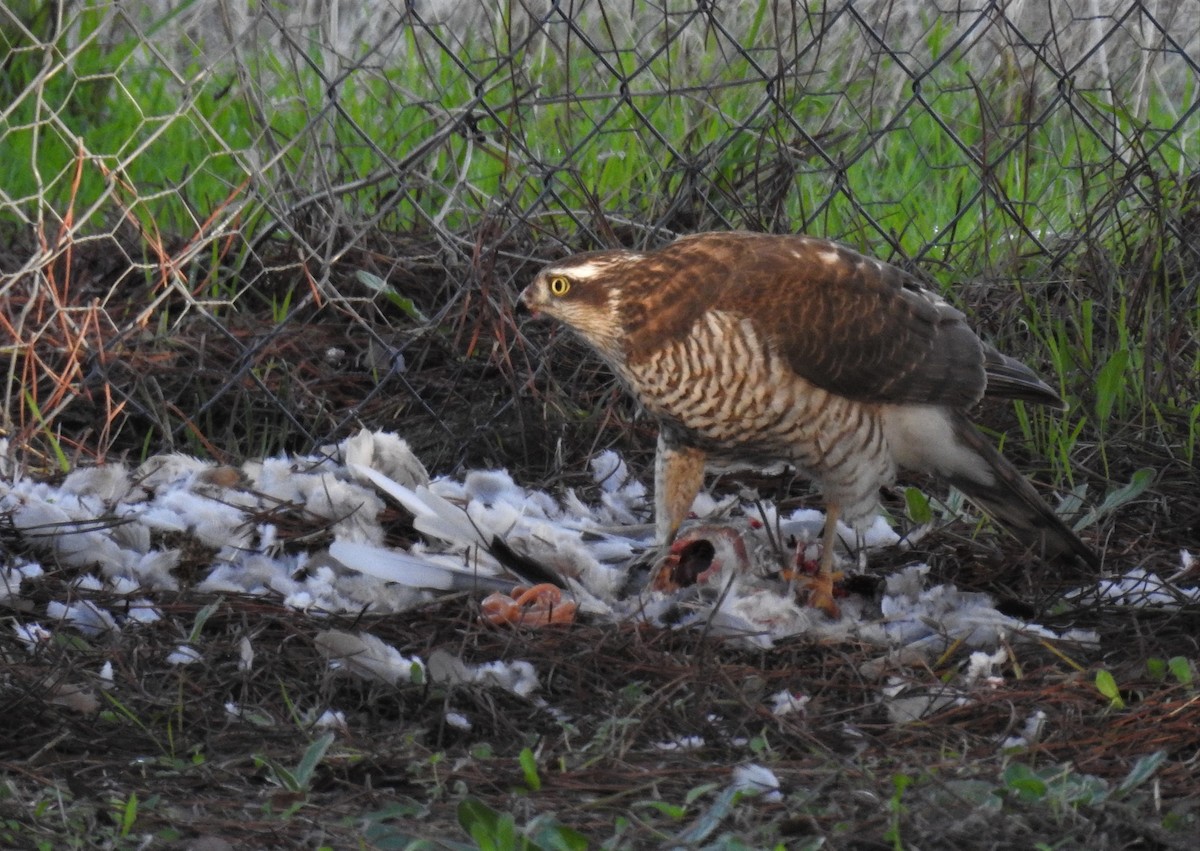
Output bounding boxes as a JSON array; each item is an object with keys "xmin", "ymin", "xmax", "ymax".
[{"xmin": 1, "ymin": 0, "xmax": 1197, "ymax": 476}]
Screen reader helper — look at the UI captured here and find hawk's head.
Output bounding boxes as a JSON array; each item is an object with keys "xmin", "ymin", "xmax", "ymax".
[{"xmin": 520, "ymin": 251, "xmax": 644, "ymax": 361}]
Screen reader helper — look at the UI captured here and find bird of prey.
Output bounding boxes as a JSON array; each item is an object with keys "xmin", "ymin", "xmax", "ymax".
[{"xmin": 520, "ymin": 231, "xmax": 1098, "ymax": 614}]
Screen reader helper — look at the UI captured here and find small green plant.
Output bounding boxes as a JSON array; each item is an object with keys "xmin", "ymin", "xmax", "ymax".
[
  {"xmin": 883, "ymin": 773, "xmax": 912, "ymax": 851},
  {"xmin": 253, "ymin": 731, "xmax": 335, "ymax": 815},
  {"xmin": 1094, "ymin": 669, "xmax": 1126, "ymax": 710},
  {"xmin": 1003, "ymin": 752, "xmax": 1166, "ymax": 808},
  {"xmin": 457, "ymin": 798, "xmax": 587, "ymax": 851},
  {"xmin": 22, "ymin": 391, "xmax": 70, "ymax": 472},
  {"xmin": 1146, "ymin": 656, "xmax": 1195, "ymax": 686},
  {"xmin": 114, "ymin": 792, "xmax": 138, "ymax": 837},
  {"xmin": 517, "ymin": 747, "xmax": 542, "ymax": 793}
]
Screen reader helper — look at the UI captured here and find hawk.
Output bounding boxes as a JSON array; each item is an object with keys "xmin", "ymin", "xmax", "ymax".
[{"xmin": 520, "ymin": 232, "xmax": 1097, "ymax": 612}]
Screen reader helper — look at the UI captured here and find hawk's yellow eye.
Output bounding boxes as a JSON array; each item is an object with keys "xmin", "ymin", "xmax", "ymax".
[{"xmin": 548, "ymin": 275, "xmax": 571, "ymax": 297}]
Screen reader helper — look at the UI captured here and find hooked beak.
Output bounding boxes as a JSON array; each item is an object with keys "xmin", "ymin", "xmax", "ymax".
[{"xmin": 516, "ymin": 285, "xmax": 539, "ymax": 317}]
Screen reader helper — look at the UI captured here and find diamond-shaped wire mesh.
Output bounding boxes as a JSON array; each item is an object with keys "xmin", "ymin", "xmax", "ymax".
[{"xmin": 1, "ymin": 0, "xmax": 1197, "ymax": 476}]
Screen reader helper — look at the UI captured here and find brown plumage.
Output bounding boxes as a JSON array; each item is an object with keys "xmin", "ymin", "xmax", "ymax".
[{"xmin": 521, "ymin": 232, "xmax": 1097, "ymax": 609}]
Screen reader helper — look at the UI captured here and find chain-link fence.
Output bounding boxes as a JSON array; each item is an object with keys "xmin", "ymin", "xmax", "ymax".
[{"xmin": 2, "ymin": 0, "xmax": 1197, "ymax": 477}]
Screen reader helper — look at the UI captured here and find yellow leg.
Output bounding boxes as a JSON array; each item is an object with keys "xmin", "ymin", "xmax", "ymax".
[
  {"xmin": 654, "ymin": 435, "xmax": 707, "ymax": 545},
  {"xmin": 802, "ymin": 500, "xmax": 844, "ymax": 617},
  {"xmin": 648, "ymin": 436, "xmax": 707, "ymax": 590}
]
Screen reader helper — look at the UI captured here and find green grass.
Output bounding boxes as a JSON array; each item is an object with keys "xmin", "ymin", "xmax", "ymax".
[
  {"xmin": 1, "ymin": 3, "xmax": 1195, "ymax": 476},
  {"xmin": 7, "ymin": 3, "xmax": 1192, "ymax": 249}
]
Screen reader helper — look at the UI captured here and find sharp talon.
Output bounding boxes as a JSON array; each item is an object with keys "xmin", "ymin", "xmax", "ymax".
[
  {"xmin": 481, "ymin": 583, "xmax": 577, "ymax": 627},
  {"xmin": 784, "ymin": 535, "xmax": 843, "ymax": 617},
  {"xmin": 797, "ymin": 569, "xmax": 844, "ymax": 618}
]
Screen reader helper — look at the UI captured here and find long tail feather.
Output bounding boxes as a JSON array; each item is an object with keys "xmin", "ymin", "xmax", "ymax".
[{"xmin": 943, "ymin": 414, "xmax": 1099, "ymax": 568}]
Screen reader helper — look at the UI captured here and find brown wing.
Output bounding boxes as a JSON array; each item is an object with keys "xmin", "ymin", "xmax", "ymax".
[{"xmin": 632, "ymin": 232, "xmax": 985, "ymax": 409}]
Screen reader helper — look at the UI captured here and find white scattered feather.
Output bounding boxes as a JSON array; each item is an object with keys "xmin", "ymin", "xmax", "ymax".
[
  {"xmin": 144, "ymin": 487, "xmax": 253, "ymax": 549},
  {"xmin": 474, "ymin": 660, "xmax": 540, "ymax": 697},
  {"xmin": 590, "ymin": 450, "xmax": 648, "ymax": 523},
  {"xmin": 315, "ymin": 629, "xmax": 426, "ymax": 685},
  {"xmin": 653, "ymin": 735, "xmax": 705, "ymax": 751},
  {"xmin": 859, "ymin": 513, "xmax": 903, "ymax": 549},
  {"xmin": 1, "ymin": 560, "xmax": 43, "ymax": 603},
  {"xmin": 964, "ymin": 648, "xmax": 1008, "ymax": 686},
  {"xmin": 1169, "ymin": 549, "xmax": 1195, "ymax": 582},
  {"xmin": 881, "ymin": 677, "xmax": 968, "ymax": 723},
  {"xmin": 591, "ymin": 451, "xmax": 632, "ymax": 493},
  {"xmin": 7, "ymin": 497, "xmax": 128, "ymax": 572},
  {"xmin": 353, "ymin": 464, "xmax": 490, "ymax": 550},
  {"xmin": 109, "ymin": 518, "xmax": 152, "ymax": 554},
  {"xmin": 245, "ymin": 457, "xmax": 307, "ymax": 504},
  {"xmin": 1084, "ymin": 567, "xmax": 1200, "ymax": 606},
  {"xmin": 426, "ymin": 649, "xmax": 541, "ymax": 697},
  {"xmin": 445, "ymin": 711, "xmax": 472, "ymax": 731},
  {"xmin": 127, "ymin": 550, "xmax": 182, "ymax": 591},
  {"xmin": 124, "ymin": 602, "xmax": 162, "ymax": 625},
  {"xmin": 337, "ymin": 428, "xmax": 429, "ymax": 488},
  {"xmin": 732, "ymin": 764, "xmax": 783, "ymax": 802},
  {"xmin": 314, "ymin": 709, "xmax": 348, "ymax": 731},
  {"xmin": 1, "ymin": 426, "xmax": 1186, "ymax": 728},
  {"xmin": 238, "ymin": 637, "xmax": 255, "ymax": 672},
  {"xmin": 768, "ymin": 690, "xmax": 810, "ymax": 717},
  {"xmin": 329, "ymin": 540, "xmax": 508, "ymax": 591},
  {"xmin": 60, "ymin": 465, "xmax": 132, "ymax": 502},
  {"xmin": 132, "ymin": 504, "xmax": 191, "ymax": 534},
  {"xmin": 13, "ymin": 621, "xmax": 53, "ymax": 650},
  {"xmin": 296, "ymin": 472, "xmax": 387, "ymax": 545},
  {"xmin": 133, "ymin": 453, "xmax": 214, "ymax": 493},
  {"xmin": 47, "ymin": 600, "xmax": 118, "ymax": 636},
  {"xmin": 74, "ymin": 574, "xmax": 105, "ymax": 592},
  {"xmin": 462, "ymin": 469, "xmax": 523, "ymax": 506},
  {"xmin": 166, "ymin": 645, "xmax": 203, "ymax": 665},
  {"xmin": 257, "ymin": 524, "xmax": 279, "ymax": 553},
  {"xmin": 1003, "ymin": 709, "xmax": 1048, "ymax": 750}
]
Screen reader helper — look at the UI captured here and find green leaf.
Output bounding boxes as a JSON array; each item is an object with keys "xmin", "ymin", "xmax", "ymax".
[
  {"xmin": 355, "ymin": 270, "xmax": 427, "ymax": 321},
  {"xmin": 457, "ymin": 798, "xmax": 538, "ymax": 851},
  {"xmin": 1072, "ymin": 468, "xmax": 1154, "ymax": 532},
  {"xmin": 1003, "ymin": 763, "xmax": 1047, "ymax": 801},
  {"xmin": 635, "ymin": 800, "xmax": 685, "ymax": 819},
  {"xmin": 262, "ymin": 760, "xmax": 299, "ymax": 792},
  {"xmin": 293, "ymin": 732, "xmax": 335, "ymax": 789},
  {"xmin": 1168, "ymin": 656, "xmax": 1194, "ymax": 686},
  {"xmin": 684, "ymin": 782, "xmax": 720, "ymax": 805},
  {"xmin": 528, "ymin": 818, "xmax": 589, "ymax": 851},
  {"xmin": 457, "ymin": 798, "xmax": 501, "ymax": 850},
  {"xmin": 904, "ymin": 487, "xmax": 933, "ymax": 524},
  {"xmin": 1048, "ymin": 769, "xmax": 1110, "ymax": 805},
  {"xmin": 1094, "ymin": 348, "xmax": 1129, "ymax": 424},
  {"xmin": 1094, "ymin": 669, "xmax": 1126, "ymax": 709},
  {"xmin": 518, "ymin": 746, "xmax": 541, "ymax": 792},
  {"xmin": 1113, "ymin": 751, "xmax": 1167, "ymax": 798},
  {"xmin": 1146, "ymin": 657, "xmax": 1167, "ymax": 681},
  {"xmin": 671, "ymin": 785, "xmax": 738, "ymax": 846},
  {"xmin": 118, "ymin": 793, "xmax": 138, "ymax": 836},
  {"xmin": 188, "ymin": 598, "xmax": 222, "ymax": 643},
  {"xmin": 888, "ymin": 772, "xmax": 912, "ymax": 814}
]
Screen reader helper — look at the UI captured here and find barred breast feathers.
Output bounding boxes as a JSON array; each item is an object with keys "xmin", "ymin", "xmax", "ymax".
[{"xmin": 630, "ymin": 310, "xmax": 894, "ymax": 526}]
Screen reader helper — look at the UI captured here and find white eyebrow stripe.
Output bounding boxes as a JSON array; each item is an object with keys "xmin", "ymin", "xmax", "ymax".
[
  {"xmin": 557, "ymin": 261, "xmax": 608, "ymax": 280},
  {"xmin": 549, "ymin": 254, "xmax": 645, "ymax": 281}
]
